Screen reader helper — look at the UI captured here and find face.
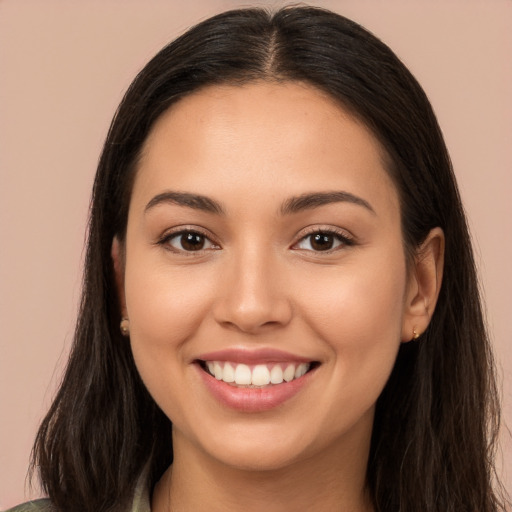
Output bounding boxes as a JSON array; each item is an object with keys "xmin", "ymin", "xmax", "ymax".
[{"xmin": 117, "ymin": 82, "xmax": 417, "ymax": 471}]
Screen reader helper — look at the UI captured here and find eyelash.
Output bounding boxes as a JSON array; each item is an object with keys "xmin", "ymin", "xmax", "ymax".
[
  {"xmin": 157, "ymin": 228, "xmax": 219, "ymax": 254},
  {"xmin": 293, "ymin": 227, "xmax": 355, "ymax": 253},
  {"xmin": 157, "ymin": 227, "xmax": 354, "ymax": 254}
]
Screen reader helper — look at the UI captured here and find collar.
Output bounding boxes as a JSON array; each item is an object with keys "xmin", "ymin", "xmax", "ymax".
[{"xmin": 130, "ymin": 466, "xmax": 151, "ymax": 512}]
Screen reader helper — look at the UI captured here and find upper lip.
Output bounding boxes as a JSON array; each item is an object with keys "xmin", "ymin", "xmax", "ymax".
[{"xmin": 195, "ymin": 347, "xmax": 315, "ymax": 365}]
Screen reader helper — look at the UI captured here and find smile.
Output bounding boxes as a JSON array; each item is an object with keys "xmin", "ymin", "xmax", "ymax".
[
  {"xmin": 203, "ymin": 361, "xmax": 311, "ymax": 387},
  {"xmin": 194, "ymin": 351, "xmax": 319, "ymax": 412}
]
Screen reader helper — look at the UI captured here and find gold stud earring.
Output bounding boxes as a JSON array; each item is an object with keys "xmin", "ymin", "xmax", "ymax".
[
  {"xmin": 412, "ymin": 328, "xmax": 420, "ymax": 340},
  {"xmin": 120, "ymin": 318, "xmax": 130, "ymax": 336}
]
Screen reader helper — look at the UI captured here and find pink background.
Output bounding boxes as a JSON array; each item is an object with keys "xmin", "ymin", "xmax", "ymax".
[{"xmin": 1, "ymin": 0, "xmax": 510, "ymax": 507}]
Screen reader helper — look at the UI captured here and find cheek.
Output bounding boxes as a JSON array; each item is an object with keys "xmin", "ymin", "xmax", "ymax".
[
  {"xmin": 124, "ymin": 265, "xmax": 220, "ymax": 431},
  {"xmin": 125, "ymin": 258, "xmax": 213, "ymax": 341},
  {"xmin": 296, "ymin": 250, "xmax": 407, "ymax": 381},
  {"xmin": 300, "ymin": 258, "xmax": 405, "ymax": 333},
  {"xmin": 123, "ymin": 257, "xmax": 215, "ymax": 402},
  {"xmin": 293, "ymin": 254, "xmax": 407, "ymax": 436}
]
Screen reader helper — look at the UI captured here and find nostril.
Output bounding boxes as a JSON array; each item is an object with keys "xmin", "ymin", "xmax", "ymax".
[{"xmin": 212, "ymin": 283, "xmax": 293, "ymax": 333}]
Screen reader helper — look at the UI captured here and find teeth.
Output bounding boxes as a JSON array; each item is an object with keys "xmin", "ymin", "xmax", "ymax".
[
  {"xmin": 213, "ymin": 362, "xmax": 223, "ymax": 380},
  {"xmin": 204, "ymin": 361, "xmax": 311, "ymax": 387},
  {"xmin": 234, "ymin": 364, "xmax": 252, "ymax": 385},
  {"xmin": 295, "ymin": 363, "xmax": 308, "ymax": 379},
  {"xmin": 251, "ymin": 365, "xmax": 270, "ymax": 386},
  {"xmin": 270, "ymin": 365, "xmax": 284, "ymax": 384},
  {"xmin": 283, "ymin": 364, "xmax": 295, "ymax": 382},
  {"xmin": 223, "ymin": 362, "xmax": 235, "ymax": 383}
]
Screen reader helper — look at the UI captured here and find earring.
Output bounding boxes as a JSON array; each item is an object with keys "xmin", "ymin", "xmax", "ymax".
[
  {"xmin": 120, "ymin": 318, "xmax": 130, "ymax": 336},
  {"xmin": 412, "ymin": 328, "xmax": 420, "ymax": 340}
]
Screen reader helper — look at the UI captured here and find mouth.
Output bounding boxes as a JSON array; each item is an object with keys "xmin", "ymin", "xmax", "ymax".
[
  {"xmin": 193, "ymin": 348, "xmax": 320, "ymax": 412},
  {"xmin": 197, "ymin": 360, "xmax": 320, "ymax": 388}
]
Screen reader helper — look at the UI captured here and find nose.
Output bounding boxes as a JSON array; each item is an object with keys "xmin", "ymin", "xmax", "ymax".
[{"xmin": 212, "ymin": 248, "xmax": 293, "ymax": 334}]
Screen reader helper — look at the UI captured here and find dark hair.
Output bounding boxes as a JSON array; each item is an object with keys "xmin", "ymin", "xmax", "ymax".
[{"xmin": 31, "ymin": 6, "xmax": 507, "ymax": 511}]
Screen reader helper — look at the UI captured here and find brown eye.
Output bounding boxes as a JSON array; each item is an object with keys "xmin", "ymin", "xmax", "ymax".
[
  {"xmin": 165, "ymin": 231, "xmax": 216, "ymax": 252},
  {"xmin": 310, "ymin": 233, "xmax": 335, "ymax": 251},
  {"xmin": 295, "ymin": 230, "xmax": 351, "ymax": 252},
  {"xmin": 180, "ymin": 233, "xmax": 205, "ymax": 251}
]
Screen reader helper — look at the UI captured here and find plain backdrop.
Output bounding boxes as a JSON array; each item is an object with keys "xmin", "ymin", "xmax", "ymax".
[{"xmin": 0, "ymin": 0, "xmax": 511, "ymax": 507}]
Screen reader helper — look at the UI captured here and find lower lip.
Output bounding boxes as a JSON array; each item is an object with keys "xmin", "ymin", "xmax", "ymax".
[{"xmin": 196, "ymin": 364, "xmax": 315, "ymax": 413}]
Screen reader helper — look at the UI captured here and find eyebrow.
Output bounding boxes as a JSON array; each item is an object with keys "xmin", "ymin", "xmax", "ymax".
[
  {"xmin": 280, "ymin": 191, "xmax": 375, "ymax": 215},
  {"xmin": 145, "ymin": 191, "xmax": 225, "ymax": 215},
  {"xmin": 144, "ymin": 190, "xmax": 375, "ymax": 216}
]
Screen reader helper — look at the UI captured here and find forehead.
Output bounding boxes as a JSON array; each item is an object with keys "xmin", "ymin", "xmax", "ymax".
[
  {"xmin": 142, "ymin": 81, "xmax": 379, "ymax": 161},
  {"xmin": 133, "ymin": 81, "xmax": 399, "ymax": 220}
]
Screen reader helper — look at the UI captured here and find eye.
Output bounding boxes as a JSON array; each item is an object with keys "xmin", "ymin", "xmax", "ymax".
[
  {"xmin": 294, "ymin": 230, "xmax": 352, "ymax": 252},
  {"xmin": 163, "ymin": 230, "xmax": 218, "ymax": 252}
]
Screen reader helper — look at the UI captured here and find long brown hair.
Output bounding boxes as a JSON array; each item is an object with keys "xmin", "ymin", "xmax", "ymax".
[{"xmin": 31, "ymin": 6, "xmax": 508, "ymax": 511}]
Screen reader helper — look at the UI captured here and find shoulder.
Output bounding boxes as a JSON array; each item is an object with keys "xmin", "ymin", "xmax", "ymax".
[
  {"xmin": 4, "ymin": 466, "xmax": 150, "ymax": 512},
  {"xmin": 3, "ymin": 499, "xmax": 54, "ymax": 512}
]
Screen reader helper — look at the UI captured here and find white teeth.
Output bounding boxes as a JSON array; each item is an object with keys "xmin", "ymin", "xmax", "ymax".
[
  {"xmin": 251, "ymin": 365, "xmax": 270, "ymax": 386},
  {"xmin": 234, "ymin": 364, "xmax": 252, "ymax": 385},
  {"xmin": 270, "ymin": 365, "xmax": 284, "ymax": 384},
  {"xmin": 295, "ymin": 363, "xmax": 308, "ymax": 379},
  {"xmin": 205, "ymin": 361, "xmax": 311, "ymax": 387},
  {"xmin": 213, "ymin": 361, "xmax": 223, "ymax": 380},
  {"xmin": 283, "ymin": 364, "xmax": 295, "ymax": 382},
  {"xmin": 223, "ymin": 362, "xmax": 235, "ymax": 383}
]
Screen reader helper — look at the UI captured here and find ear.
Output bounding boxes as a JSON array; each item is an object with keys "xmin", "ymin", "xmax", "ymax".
[
  {"xmin": 111, "ymin": 236, "xmax": 127, "ymax": 317},
  {"xmin": 401, "ymin": 227, "xmax": 445, "ymax": 342}
]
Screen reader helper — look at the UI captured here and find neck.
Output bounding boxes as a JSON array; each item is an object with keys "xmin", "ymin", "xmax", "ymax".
[{"xmin": 152, "ymin": 427, "xmax": 374, "ymax": 512}]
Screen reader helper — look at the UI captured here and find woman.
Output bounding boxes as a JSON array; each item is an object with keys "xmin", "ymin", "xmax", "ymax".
[{"xmin": 9, "ymin": 5, "xmax": 508, "ymax": 511}]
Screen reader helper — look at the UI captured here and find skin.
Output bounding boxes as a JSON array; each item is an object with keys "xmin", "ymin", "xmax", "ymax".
[{"xmin": 112, "ymin": 82, "xmax": 444, "ymax": 511}]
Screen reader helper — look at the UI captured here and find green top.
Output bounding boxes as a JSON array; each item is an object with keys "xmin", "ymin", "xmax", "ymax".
[
  {"xmin": 4, "ymin": 472, "xmax": 151, "ymax": 512},
  {"xmin": 3, "ymin": 501, "xmax": 54, "ymax": 512}
]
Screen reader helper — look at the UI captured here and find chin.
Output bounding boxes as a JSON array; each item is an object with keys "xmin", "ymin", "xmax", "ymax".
[
  {"xmin": 211, "ymin": 442, "xmax": 308, "ymax": 473},
  {"xmin": 188, "ymin": 420, "xmax": 326, "ymax": 473}
]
